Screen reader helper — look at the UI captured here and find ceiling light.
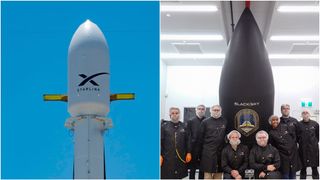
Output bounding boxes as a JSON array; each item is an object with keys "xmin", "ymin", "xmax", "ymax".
[
  {"xmin": 277, "ymin": 6, "xmax": 319, "ymax": 13},
  {"xmin": 269, "ymin": 54, "xmax": 319, "ymax": 59},
  {"xmin": 161, "ymin": 53, "xmax": 319, "ymax": 59},
  {"xmin": 161, "ymin": 5, "xmax": 218, "ymax": 12},
  {"xmin": 161, "ymin": 34, "xmax": 223, "ymax": 41},
  {"xmin": 161, "ymin": 53, "xmax": 225, "ymax": 59},
  {"xmin": 270, "ymin": 35, "xmax": 319, "ymax": 41}
]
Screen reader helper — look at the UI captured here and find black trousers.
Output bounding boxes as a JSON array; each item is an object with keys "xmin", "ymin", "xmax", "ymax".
[
  {"xmin": 189, "ymin": 160, "xmax": 204, "ymax": 179},
  {"xmin": 300, "ymin": 167, "xmax": 319, "ymax": 179}
]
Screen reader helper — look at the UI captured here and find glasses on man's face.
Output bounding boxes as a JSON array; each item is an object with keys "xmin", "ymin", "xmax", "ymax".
[
  {"xmin": 230, "ymin": 136, "xmax": 239, "ymax": 139},
  {"xmin": 212, "ymin": 109, "xmax": 220, "ymax": 112},
  {"xmin": 197, "ymin": 108, "xmax": 205, "ymax": 110},
  {"xmin": 171, "ymin": 112, "xmax": 179, "ymax": 115},
  {"xmin": 302, "ymin": 111, "xmax": 309, "ymax": 114},
  {"xmin": 257, "ymin": 136, "xmax": 267, "ymax": 139}
]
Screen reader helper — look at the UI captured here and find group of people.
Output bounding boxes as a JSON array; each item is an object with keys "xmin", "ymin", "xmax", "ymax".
[{"xmin": 160, "ymin": 104, "xmax": 319, "ymax": 179}]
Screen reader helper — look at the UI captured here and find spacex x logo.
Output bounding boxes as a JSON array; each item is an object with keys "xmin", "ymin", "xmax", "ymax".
[{"xmin": 78, "ymin": 72, "xmax": 108, "ymax": 86}]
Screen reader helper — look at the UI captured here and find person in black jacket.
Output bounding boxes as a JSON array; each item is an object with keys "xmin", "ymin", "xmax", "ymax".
[
  {"xmin": 221, "ymin": 130, "xmax": 249, "ymax": 179},
  {"xmin": 280, "ymin": 104, "xmax": 300, "ymax": 142},
  {"xmin": 299, "ymin": 109, "xmax": 319, "ymax": 179},
  {"xmin": 249, "ymin": 130, "xmax": 281, "ymax": 179},
  {"xmin": 268, "ymin": 115, "xmax": 301, "ymax": 179},
  {"xmin": 198, "ymin": 105, "xmax": 227, "ymax": 179},
  {"xmin": 161, "ymin": 107, "xmax": 192, "ymax": 179},
  {"xmin": 187, "ymin": 104, "xmax": 206, "ymax": 179}
]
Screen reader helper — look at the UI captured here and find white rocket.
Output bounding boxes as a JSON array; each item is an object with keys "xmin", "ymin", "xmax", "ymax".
[
  {"xmin": 44, "ymin": 20, "xmax": 134, "ymax": 179},
  {"xmin": 68, "ymin": 19, "xmax": 110, "ymax": 117}
]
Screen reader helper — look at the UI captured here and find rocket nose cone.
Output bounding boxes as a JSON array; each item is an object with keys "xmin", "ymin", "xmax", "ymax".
[
  {"xmin": 83, "ymin": 19, "xmax": 99, "ymax": 32},
  {"xmin": 227, "ymin": 7, "xmax": 267, "ymax": 62},
  {"xmin": 68, "ymin": 20, "xmax": 108, "ymax": 53},
  {"xmin": 84, "ymin": 19, "xmax": 92, "ymax": 24},
  {"xmin": 236, "ymin": 7, "xmax": 258, "ymax": 30},
  {"xmin": 220, "ymin": 7, "xmax": 273, "ymax": 95}
]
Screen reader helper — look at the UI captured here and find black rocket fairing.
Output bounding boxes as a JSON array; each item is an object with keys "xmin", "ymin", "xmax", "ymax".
[{"xmin": 219, "ymin": 8, "xmax": 274, "ymax": 147}]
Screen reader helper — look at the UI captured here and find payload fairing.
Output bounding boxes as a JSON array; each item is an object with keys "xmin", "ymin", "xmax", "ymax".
[
  {"xmin": 44, "ymin": 20, "xmax": 134, "ymax": 179},
  {"xmin": 68, "ymin": 20, "xmax": 110, "ymax": 117},
  {"xmin": 219, "ymin": 8, "xmax": 275, "ymax": 147}
]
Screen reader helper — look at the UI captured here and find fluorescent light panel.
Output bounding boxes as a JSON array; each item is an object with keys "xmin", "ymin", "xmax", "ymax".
[
  {"xmin": 161, "ymin": 34, "xmax": 223, "ymax": 41},
  {"xmin": 161, "ymin": 53, "xmax": 319, "ymax": 59},
  {"xmin": 270, "ymin": 35, "xmax": 319, "ymax": 41},
  {"xmin": 161, "ymin": 53, "xmax": 225, "ymax": 59},
  {"xmin": 161, "ymin": 5, "xmax": 218, "ymax": 12},
  {"xmin": 269, "ymin": 54, "xmax": 319, "ymax": 59},
  {"xmin": 277, "ymin": 6, "xmax": 319, "ymax": 13}
]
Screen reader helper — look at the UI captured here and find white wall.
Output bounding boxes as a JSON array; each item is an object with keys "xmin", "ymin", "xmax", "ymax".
[
  {"xmin": 273, "ymin": 66, "xmax": 319, "ymax": 120},
  {"xmin": 160, "ymin": 60, "xmax": 167, "ymax": 119},
  {"xmin": 161, "ymin": 65, "xmax": 319, "ymax": 122},
  {"xmin": 161, "ymin": 66, "xmax": 222, "ymax": 121}
]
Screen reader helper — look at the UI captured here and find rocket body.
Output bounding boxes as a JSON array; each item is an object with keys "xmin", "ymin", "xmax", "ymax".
[
  {"xmin": 219, "ymin": 8, "xmax": 275, "ymax": 147},
  {"xmin": 73, "ymin": 115, "xmax": 105, "ymax": 179},
  {"xmin": 67, "ymin": 20, "xmax": 109, "ymax": 179}
]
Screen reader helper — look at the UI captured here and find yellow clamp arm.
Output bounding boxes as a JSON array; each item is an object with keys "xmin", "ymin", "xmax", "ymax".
[
  {"xmin": 43, "ymin": 94, "xmax": 68, "ymax": 102},
  {"xmin": 110, "ymin": 93, "xmax": 135, "ymax": 101},
  {"xmin": 43, "ymin": 93, "xmax": 135, "ymax": 102}
]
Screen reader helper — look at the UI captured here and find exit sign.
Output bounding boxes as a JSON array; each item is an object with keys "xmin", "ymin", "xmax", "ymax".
[{"xmin": 301, "ymin": 100, "xmax": 313, "ymax": 107}]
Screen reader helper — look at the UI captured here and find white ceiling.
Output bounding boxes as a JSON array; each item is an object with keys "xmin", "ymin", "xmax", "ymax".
[{"xmin": 160, "ymin": 1, "xmax": 319, "ymax": 66}]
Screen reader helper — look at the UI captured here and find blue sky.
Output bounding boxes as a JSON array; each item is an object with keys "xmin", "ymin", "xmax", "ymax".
[{"xmin": 1, "ymin": 1, "xmax": 159, "ymax": 178}]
